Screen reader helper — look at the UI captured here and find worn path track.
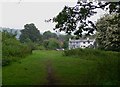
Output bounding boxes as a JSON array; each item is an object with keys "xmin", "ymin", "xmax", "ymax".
[{"xmin": 46, "ymin": 60, "xmax": 59, "ymax": 85}]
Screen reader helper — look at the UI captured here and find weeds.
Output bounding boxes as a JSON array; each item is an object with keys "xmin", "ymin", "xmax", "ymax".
[{"xmin": 64, "ymin": 48, "xmax": 120, "ymax": 85}]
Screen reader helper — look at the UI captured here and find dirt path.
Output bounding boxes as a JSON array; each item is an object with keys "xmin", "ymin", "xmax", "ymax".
[{"xmin": 46, "ymin": 60, "xmax": 59, "ymax": 85}]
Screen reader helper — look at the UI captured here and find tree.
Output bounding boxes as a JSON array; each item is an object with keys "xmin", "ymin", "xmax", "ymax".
[
  {"xmin": 19, "ymin": 23, "xmax": 42, "ymax": 43},
  {"xmin": 48, "ymin": 1, "xmax": 120, "ymax": 37},
  {"xmin": 48, "ymin": 38, "xmax": 60, "ymax": 49},
  {"xmin": 96, "ymin": 14, "xmax": 120, "ymax": 51},
  {"xmin": 43, "ymin": 38, "xmax": 61, "ymax": 50},
  {"xmin": 43, "ymin": 31, "xmax": 58, "ymax": 40}
]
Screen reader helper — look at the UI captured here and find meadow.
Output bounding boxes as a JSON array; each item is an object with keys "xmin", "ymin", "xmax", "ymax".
[{"xmin": 2, "ymin": 49, "xmax": 120, "ymax": 85}]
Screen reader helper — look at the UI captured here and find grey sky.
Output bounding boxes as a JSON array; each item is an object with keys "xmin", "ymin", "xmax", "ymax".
[{"xmin": 0, "ymin": 0, "xmax": 107, "ymax": 33}]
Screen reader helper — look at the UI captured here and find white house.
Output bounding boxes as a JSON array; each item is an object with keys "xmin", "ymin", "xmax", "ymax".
[{"xmin": 69, "ymin": 38, "xmax": 95, "ymax": 50}]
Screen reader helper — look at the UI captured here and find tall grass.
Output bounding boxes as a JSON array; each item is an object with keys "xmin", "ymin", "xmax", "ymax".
[{"xmin": 64, "ymin": 48, "xmax": 120, "ymax": 85}]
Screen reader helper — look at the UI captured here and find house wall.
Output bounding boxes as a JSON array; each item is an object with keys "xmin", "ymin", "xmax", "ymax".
[
  {"xmin": 69, "ymin": 39, "xmax": 95, "ymax": 49},
  {"xmin": 80, "ymin": 41, "xmax": 94, "ymax": 48}
]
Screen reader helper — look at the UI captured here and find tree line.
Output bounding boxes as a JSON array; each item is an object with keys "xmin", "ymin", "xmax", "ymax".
[
  {"xmin": 1, "ymin": 24, "xmax": 72, "ymax": 66},
  {"xmin": 19, "ymin": 23, "xmax": 72, "ymax": 50}
]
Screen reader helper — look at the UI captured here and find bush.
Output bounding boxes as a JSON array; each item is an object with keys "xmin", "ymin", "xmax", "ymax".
[
  {"xmin": 43, "ymin": 38, "xmax": 61, "ymax": 50},
  {"xmin": 64, "ymin": 48, "xmax": 102, "ymax": 56},
  {"xmin": 36, "ymin": 45, "xmax": 46, "ymax": 50},
  {"xmin": 2, "ymin": 31, "xmax": 32, "ymax": 66}
]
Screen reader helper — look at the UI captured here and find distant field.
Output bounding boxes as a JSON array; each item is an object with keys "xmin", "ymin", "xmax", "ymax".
[{"xmin": 2, "ymin": 50, "xmax": 120, "ymax": 85}]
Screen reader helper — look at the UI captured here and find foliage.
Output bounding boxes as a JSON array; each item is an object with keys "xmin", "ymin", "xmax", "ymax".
[
  {"xmin": 19, "ymin": 23, "xmax": 42, "ymax": 43},
  {"xmin": 96, "ymin": 14, "xmax": 120, "ymax": 51},
  {"xmin": 36, "ymin": 45, "xmax": 46, "ymax": 50},
  {"xmin": 43, "ymin": 31, "xmax": 58, "ymax": 40},
  {"xmin": 42, "ymin": 33, "xmax": 72, "ymax": 49},
  {"xmin": 2, "ymin": 31, "xmax": 32, "ymax": 66},
  {"xmin": 50, "ymin": 1, "xmax": 120, "ymax": 37},
  {"xmin": 57, "ymin": 34, "xmax": 72, "ymax": 49},
  {"xmin": 62, "ymin": 41, "xmax": 68, "ymax": 49},
  {"xmin": 43, "ymin": 38, "xmax": 61, "ymax": 50},
  {"xmin": 64, "ymin": 48, "xmax": 103, "ymax": 56}
]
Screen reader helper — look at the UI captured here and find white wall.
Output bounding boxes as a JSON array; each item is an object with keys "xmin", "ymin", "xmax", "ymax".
[{"xmin": 69, "ymin": 39, "xmax": 95, "ymax": 49}]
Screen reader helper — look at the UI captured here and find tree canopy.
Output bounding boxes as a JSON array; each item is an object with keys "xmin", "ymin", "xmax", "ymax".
[
  {"xmin": 50, "ymin": 1, "xmax": 120, "ymax": 37},
  {"xmin": 19, "ymin": 23, "xmax": 42, "ymax": 43},
  {"xmin": 96, "ymin": 14, "xmax": 120, "ymax": 51},
  {"xmin": 43, "ymin": 31, "xmax": 58, "ymax": 40}
]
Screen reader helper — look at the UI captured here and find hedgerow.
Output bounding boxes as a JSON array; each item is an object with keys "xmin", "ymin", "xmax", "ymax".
[{"xmin": 2, "ymin": 31, "xmax": 32, "ymax": 66}]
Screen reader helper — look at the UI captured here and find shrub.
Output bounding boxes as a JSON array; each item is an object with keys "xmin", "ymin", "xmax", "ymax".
[
  {"xmin": 36, "ymin": 45, "xmax": 46, "ymax": 50},
  {"xmin": 43, "ymin": 38, "xmax": 61, "ymax": 50},
  {"xmin": 2, "ymin": 31, "xmax": 32, "ymax": 66},
  {"xmin": 64, "ymin": 48, "xmax": 103, "ymax": 57}
]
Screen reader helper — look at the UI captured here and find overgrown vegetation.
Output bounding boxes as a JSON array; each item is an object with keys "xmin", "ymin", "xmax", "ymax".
[
  {"xmin": 2, "ymin": 31, "xmax": 32, "ymax": 66},
  {"xmin": 64, "ymin": 48, "xmax": 120, "ymax": 85}
]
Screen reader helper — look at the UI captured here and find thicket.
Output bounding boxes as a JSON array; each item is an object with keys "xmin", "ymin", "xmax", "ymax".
[
  {"xmin": 2, "ymin": 31, "xmax": 32, "ymax": 66},
  {"xmin": 64, "ymin": 48, "xmax": 120, "ymax": 85}
]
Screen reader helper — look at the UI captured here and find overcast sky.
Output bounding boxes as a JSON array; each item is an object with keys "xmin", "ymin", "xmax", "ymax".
[{"xmin": 0, "ymin": 0, "xmax": 107, "ymax": 33}]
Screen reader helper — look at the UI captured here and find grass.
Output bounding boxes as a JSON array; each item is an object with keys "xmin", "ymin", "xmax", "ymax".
[
  {"xmin": 3, "ymin": 51, "xmax": 47, "ymax": 85},
  {"xmin": 2, "ymin": 49, "xmax": 120, "ymax": 85}
]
